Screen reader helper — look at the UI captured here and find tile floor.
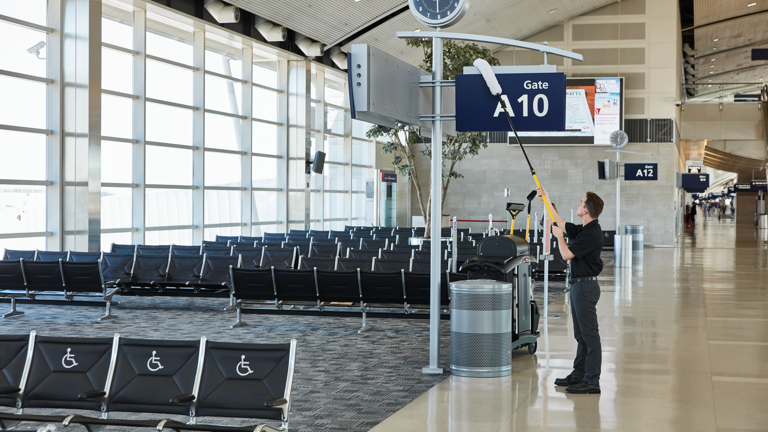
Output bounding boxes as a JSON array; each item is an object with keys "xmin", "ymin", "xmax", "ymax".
[{"xmin": 370, "ymin": 217, "xmax": 768, "ymax": 432}]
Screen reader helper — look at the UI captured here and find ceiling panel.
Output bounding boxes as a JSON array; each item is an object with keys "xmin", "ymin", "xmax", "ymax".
[{"xmin": 694, "ymin": 0, "xmax": 768, "ymax": 27}]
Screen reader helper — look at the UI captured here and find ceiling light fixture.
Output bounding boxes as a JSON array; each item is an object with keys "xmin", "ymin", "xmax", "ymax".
[
  {"xmin": 710, "ymin": 71, "xmax": 714, "ymax": 74},
  {"xmin": 714, "ymin": 38, "xmax": 719, "ymax": 42},
  {"xmin": 414, "ymin": 29, "xmax": 421, "ymax": 32},
  {"xmin": 203, "ymin": 0, "xmax": 240, "ymax": 23},
  {"xmin": 711, "ymin": 58, "xmax": 716, "ymax": 61},
  {"xmin": 548, "ymin": 8, "xmax": 557, "ymax": 13},
  {"xmin": 711, "ymin": 65, "xmax": 715, "ymax": 68},
  {"xmin": 748, "ymin": 2, "xmax": 757, "ymax": 6}
]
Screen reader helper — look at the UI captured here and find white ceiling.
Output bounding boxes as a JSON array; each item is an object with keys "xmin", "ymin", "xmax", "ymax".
[{"xmin": 228, "ymin": 0, "xmax": 616, "ymax": 65}]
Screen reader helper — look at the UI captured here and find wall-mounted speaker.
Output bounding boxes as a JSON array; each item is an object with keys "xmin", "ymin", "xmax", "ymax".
[{"xmin": 311, "ymin": 151, "xmax": 325, "ymax": 174}]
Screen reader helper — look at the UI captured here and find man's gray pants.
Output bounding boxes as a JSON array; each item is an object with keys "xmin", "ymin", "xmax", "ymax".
[{"xmin": 569, "ymin": 280, "xmax": 602, "ymax": 385}]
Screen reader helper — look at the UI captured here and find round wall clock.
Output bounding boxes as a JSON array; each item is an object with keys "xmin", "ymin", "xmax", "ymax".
[{"xmin": 408, "ymin": 0, "xmax": 468, "ymax": 28}]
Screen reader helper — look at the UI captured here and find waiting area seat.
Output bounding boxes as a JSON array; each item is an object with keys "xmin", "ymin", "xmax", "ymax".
[{"xmin": 0, "ymin": 331, "xmax": 296, "ymax": 432}]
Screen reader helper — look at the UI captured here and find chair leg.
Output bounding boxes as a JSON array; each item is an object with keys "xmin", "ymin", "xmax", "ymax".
[
  {"xmin": 98, "ymin": 299, "xmax": 118, "ymax": 322},
  {"xmin": 358, "ymin": 307, "xmax": 372, "ymax": 333},
  {"xmin": 3, "ymin": 298, "xmax": 24, "ymax": 318},
  {"xmin": 231, "ymin": 303, "xmax": 248, "ymax": 328},
  {"xmin": 224, "ymin": 293, "xmax": 236, "ymax": 311}
]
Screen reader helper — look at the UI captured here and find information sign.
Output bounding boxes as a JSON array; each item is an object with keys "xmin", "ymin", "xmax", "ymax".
[
  {"xmin": 679, "ymin": 173, "xmax": 710, "ymax": 192},
  {"xmin": 624, "ymin": 163, "xmax": 658, "ymax": 181},
  {"xmin": 751, "ymin": 180, "xmax": 768, "ymax": 191},
  {"xmin": 381, "ymin": 173, "xmax": 397, "ymax": 183}
]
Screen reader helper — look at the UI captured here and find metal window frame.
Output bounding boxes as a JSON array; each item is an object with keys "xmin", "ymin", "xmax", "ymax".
[
  {"xmin": 0, "ymin": 69, "xmax": 53, "ymax": 84},
  {"xmin": 0, "ymin": 14, "xmax": 54, "ymax": 33},
  {"xmin": 0, "ymin": 231, "xmax": 52, "ymax": 239}
]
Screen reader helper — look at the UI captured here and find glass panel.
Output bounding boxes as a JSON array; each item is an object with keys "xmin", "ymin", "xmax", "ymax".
[
  {"xmin": 0, "ymin": 21, "xmax": 47, "ymax": 77},
  {"xmin": 0, "ymin": 185, "xmax": 46, "ymax": 234},
  {"xmin": 146, "ymin": 21, "xmax": 193, "ymax": 66},
  {"xmin": 0, "ymin": 131, "xmax": 45, "ymax": 181},
  {"xmin": 324, "ymin": 164, "xmax": 345, "ymax": 190},
  {"xmin": 325, "ymin": 106, "xmax": 344, "ymax": 135},
  {"xmin": 205, "ymin": 113, "xmax": 241, "ymax": 151},
  {"xmin": 325, "ymin": 192, "xmax": 344, "ymax": 219},
  {"xmin": 252, "ymin": 224, "xmax": 279, "ymax": 236},
  {"xmin": 352, "ymin": 139, "xmax": 373, "ymax": 165},
  {"xmin": 252, "ymin": 87, "xmax": 278, "ymax": 122},
  {"xmin": 205, "ymin": 74, "xmax": 242, "ymax": 114},
  {"xmin": 205, "ymin": 43, "xmax": 242, "ymax": 79},
  {"xmin": 145, "ymin": 146, "xmax": 193, "ymax": 185},
  {"xmin": 252, "ymin": 156, "xmax": 278, "ymax": 188},
  {"xmin": 205, "ymin": 152, "xmax": 241, "ymax": 187},
  {"xmin": 102, "ymin": 48, "xmax": 133, "ymax": 94},
  {"xmin": 253, "ymin": 121, "xmax": 278, "ymax": 155},
  {"xmin": 146, "ymin": 60, "xmax": 193, "ymax": 105},
  {"xmin": 252, "ymin": 191, "xmax": 278, "ymax": 223},
  {"xmin": 0, "ymin": 1, "xmax": 47, "ymax": 26},
  {"xmin": 204, "ymin": 226, "xmax": 240, "ymax": 241},
  {"xmin": 101, "ymin": 141, "xmax": 132, "ymax": 184},
  {"xmin": 352, "ymin": 120, "xmax": 372, "ymax": 139},
  {"xmin": 145, "ymin": 229, "xmax": 193, "ymax": 245},
  {"xmin": 352, "ymin": 193, "xmax": 364, "ymax": 219},
  {"xmin": 0, "ymin": 237, "xmax": 47, "ymax": 252},
  {"xmin": 352, "ymin": 167, "xmax": 371, "ymax": 191},
  {"xmin": 288, "ymin": 192, "xmax": 303, "ymax": 221},
  {"xmin": 325, "ymin": 135, "xmax": 345, "ymax": 163},
  {"xmin": 205, "ymin": 190, "xmax": 241, "ymax": 224},
  {"xmin": 101, "ymin": 187, "xmax": 132, "ymax": 229},
  {"xmin": 325, "ymin": 82, "xmax": 345, "ymax": 106},
  {"xmin": 288, "ymin": 160, "xmax": 304, "ymax": 189},
  {"xmin": 146, "ymin": 189, "xmax": 193, "ymax": 227},
  {"xmin": 253, "ymin": 61, "xmax": 278, "ymax": 88},
  {"xmin": 146, "ymin": 103, "xmax": 193, "ymax": 145},
  {"xmin": 102, "ymin": 16, "xmax": 133, "ymax": 49},
  {"xmin": 310, "ymin": 72, "xmax": 317, "ymax": 99},
  {"xmin": 101, "ymin": 232, "xmax": 132, "ymax": 252},
  {"xmin": 102, "ymin": 94, "xmax": 133, "ymax": 139},
  {"xmin": 0, "ymin": 76, "xmax": 46, "ymax": 129}
]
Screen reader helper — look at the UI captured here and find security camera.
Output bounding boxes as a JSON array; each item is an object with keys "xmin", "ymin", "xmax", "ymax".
[
  {"xmin": 204, "ymin": 0, "xmax": 240, "ymax": 24},
  {"xmin": 27, "ymin": 41, "xmax": 46, "ymax": 59}
]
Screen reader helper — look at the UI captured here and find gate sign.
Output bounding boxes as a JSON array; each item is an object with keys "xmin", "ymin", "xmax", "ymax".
[
  {"xmin": 381, "ymin": 173, "xmax": 397, "ymax": 183},
  {"xmin": 679, "ymin": 173, "xmax": 710, "ymax": 192},
  {"xmin": 624, "ymin": 163, "xmax": 658, "ymax": 181},
  {"xmin": 455, "ymin": 73, "xmax": 566, "ymax": 132},
  {"xmin": 735, "ymin": 183, "xmax": 752, "ymax": 192},
  {"xmin": 751, "ymin": 180, "xmax": 768, "ymax": 191}
]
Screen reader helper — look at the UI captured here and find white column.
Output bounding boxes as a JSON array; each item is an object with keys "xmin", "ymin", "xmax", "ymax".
[
  {"xmin": 241, "ymin": 48, "xmax": 254, "ymax": 236},
  {"xmin": 192, "ymin": 31, "xmax": 205, "ymax": 243},
  {"xmin": 132, "ymin": 10, "xmax": 146, "ymax": 245}
]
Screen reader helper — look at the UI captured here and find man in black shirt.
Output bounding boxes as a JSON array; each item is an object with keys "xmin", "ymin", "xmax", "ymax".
[{"xmin": 538, "ymin": 188, "xmax": 604, "ymax": 394}]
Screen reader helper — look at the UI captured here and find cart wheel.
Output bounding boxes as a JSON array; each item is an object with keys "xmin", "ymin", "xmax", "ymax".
[{"xmin": 528, "ymin": 342, "xmax": 537, "ymax": 354}]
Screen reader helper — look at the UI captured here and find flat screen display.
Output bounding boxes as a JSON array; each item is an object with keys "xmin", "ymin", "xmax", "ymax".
[{"xmin": 511, "ymin": 78, "xmax": 624, "ymax": 145}]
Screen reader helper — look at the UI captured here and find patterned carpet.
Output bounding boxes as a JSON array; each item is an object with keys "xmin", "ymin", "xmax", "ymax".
[{"xmin": 0, "ymin": 281, "xmax": 566, "ymax": 432}]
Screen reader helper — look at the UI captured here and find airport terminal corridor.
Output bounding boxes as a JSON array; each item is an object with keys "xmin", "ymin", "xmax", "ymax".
[{"xmin": 371, "ymin": 218, "xmax": 768, "ymax": 432}]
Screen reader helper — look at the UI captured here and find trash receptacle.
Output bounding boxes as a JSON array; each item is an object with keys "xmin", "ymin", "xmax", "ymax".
[
  {"xmin": 624, "ymin": 225, "xmax": 644, "ymax": 252},
  {"xmin": 759, "ymin": 215, "xmax": 768, "ymax": 229},
  {"xmin": 450, "ymin": 280, "xmax": 513, "ymax": 378}
]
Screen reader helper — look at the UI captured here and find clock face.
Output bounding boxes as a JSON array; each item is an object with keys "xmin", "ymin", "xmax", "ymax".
[{"xmin": 409, "ymin": 0, "xmax": 468, "ymax": 28}]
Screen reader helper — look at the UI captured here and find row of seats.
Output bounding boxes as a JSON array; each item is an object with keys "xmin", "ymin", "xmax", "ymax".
[
  {"xmin": 0, "ymin": 332, "xmax": 295, "ymax": 432},
  {"xmin": 2, "ymin": 249, "xmax": 102, "ymax": 262},
  {"xmin": 230, "ymin": 267, "xmax": 467, "ymax": 332}
]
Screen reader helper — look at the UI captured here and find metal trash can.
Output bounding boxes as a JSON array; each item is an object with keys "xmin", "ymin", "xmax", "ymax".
[
  {"xmin": 450, "ymin": 280, "xmax": 513, "ymax": 377},
  {"xmin": 614, "ymin": 234, "xmax": 633, "ymax": 268},
  {"xmin": 759, "ymin": 215, "xmax": 768, "ymax": 229},
  {"xmin": 624, "ymin": 225, "xmax": 644, "ymax": 252}
]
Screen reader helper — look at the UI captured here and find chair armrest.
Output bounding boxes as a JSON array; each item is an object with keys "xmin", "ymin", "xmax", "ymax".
[
  {"xmin": 264, "ymin": 397, "xmax": 287, "ymax": 408},
  {"xmin": 0, "ymin": 386, "xmax": 20, "ymax": 395},
  {"xmin": 78, "ymin": 390, "xmax": 106, "ymax": 399},
  {"xmin": 170, "ymin": 394, "xmax": 196, "ymax": 404}
]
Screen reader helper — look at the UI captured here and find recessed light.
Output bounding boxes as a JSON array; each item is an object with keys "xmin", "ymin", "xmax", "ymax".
[
  {"xmin": 714, "ymin": 38, "xmax": 719, "ymax": 42},
  {"xmin": 713, "ymin": 47, "xmax": 717, "ymax": 51},
  {"xmin": 711, "ymin": 58, "xmax": 716, "ymax": 61},
  {"xmin": 548, "ymin": 8, "xmax": 557, "ymax": 13},
  {"xmin": 710, "ymin": 71, "xmax": 714, "ymax": 74},
  {"xmin": 414, "ymin": 29, "xmax": 421, "ymax": 32},
  {"xmin": 711, "ymin": 65, "xmax": 715, "ymax": 68},
  {"xmin": 709, "ymin": 79, "xmax": 712, "ymax": 82},
  {"xmin": 748, "ymin": 2, "xmax": 757, "ymax": 6}
]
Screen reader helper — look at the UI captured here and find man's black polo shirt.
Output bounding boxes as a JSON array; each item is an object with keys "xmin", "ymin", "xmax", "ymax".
[{"xmin": 564, "ymin": 219, "xmax": 604, "ymax": 277}]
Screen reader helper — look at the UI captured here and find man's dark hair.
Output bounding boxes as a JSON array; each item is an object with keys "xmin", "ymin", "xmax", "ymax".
[{"xmin": 585, "ymin": 192, "xmax": 604, "ymax": 218}]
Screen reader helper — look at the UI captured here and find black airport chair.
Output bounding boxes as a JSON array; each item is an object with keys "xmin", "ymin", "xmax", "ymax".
[
  {"xmin": 201, "ymin": 245, "xmax": 232, "ymax": 256},
  {"xmin": 69, "ymin": 251, "xmax": 103, "ymax": 262},
  {"xmin": 315, "ymin": 270, "xmax": 360, "ymax": 305},
  {"xmin": 380, "ymin": 250, "xmax": 414, "ymax": 260},
  {"xmin": 239, "ymin": 235, "xmax": 262, "ymax": 243},
  {"xmin": 61, "ymin": 261, "xmax": 119, "ymax": 321},
  {"xmin": 0, "ymin": 261, "xmax": 27, "ymax": 318},
  {"xmin": 137, "ymin": 245, "xmax": 171, "ymax": 255},
  {"xmin": 392, "ymin": 244, "xmax": 420, "ymax": 253},
  {"xmin": 360, "ymin": 239, "xmax": 387, "ymax": 250},
  {"xmin": 157, "ymin": 255, "xmax": 204, "ymax": 290},
  {"xmin": 359, "ymin": 270, "xmax": 406, "ymax": 319},
  {"xmin": 194, "ymin": 254, "xmax": 239, "ymax": 291},
  {"xmin": 308, "ymin": 238, "xmax": 336, "ymax": 245},
  {"xmin": 20, "ymin": 260, "xmax": 64, "ymax": 293},
  {"xmin": 171, "ymin": 245, "xmax": 202, "ymax": 255},
  {"xmin": 336, "ymin": 258, "xmax": 374, "ymax": 272},
  {"xmin": 410, "ymin": 259, "xmax": 451, "ymax": 273},
  {"xmin": 231, "ymin": 246, "xmax": 261, "ymax": 255},
  {"xmin": 273, "ymin": 269, "xmax": 318, "ymax": 306},
  {"xmin": 297, "ymin": 257, "xmax": 336, "ymax": 271},
  {"xmin": 216, "ymin": 235, "xmax": 240, "ymax": 243},
  {"xmin": 376, "ymin": 235, "xmax": 399, "ymax": 246},
  {"xmin": 412, "ymin": 228, "xmax": 426, "ymax": 237},
  {"xmin": 129, "ymin": 254, "xmax": 170, "ymax": 289},
  {"xmin": 110, "ymin": 243, "xmax": 137, "ymax": 254},
  {"xmin": 230, "ymin": 241, "xmax": 257, "ymax": 248},
  {"xmin": 101, "ymin": 253, "xmax": 134, "ymax": 288},
  {"xmin": 372, "ymin": 228, "xmax": 394, "ymax": 236},
  {"xmin": 352, "ymin": 231, "xmax": 375, "ymax": 240},
  {"xmin": 337, "ymin": 240, "xmax": 359, "ymax": 254},
  {"xmin": 374, "ymin": 260, "xmax": 410, "ymax": 272},
  {"xmin": 347, "ymin": 249, "xmax": 379, "ymax": 260},
  {"xmin": 308, "ymin": 243, "xmax": 339, "ymax": 258},
  {"xmin": 0, "ymin": 333, "xmax": 31, "ymax": 409},
  {"xmin": 414, "ymin": 251, "xmax": 447, "ymax": 261},
  {"xmin": 202, "ymin": 240, "xmax": 227, "ymax": 247},
  {"xmin": 308, "ymin": 230, "xmax": 330, "ymax": 239},
  {"xmin": 284, "ymin": 241, "xmax": 310, "ymax": 256},
  {"xmin": 230, "ymin": 267, "xmax": 277, "ymax": 327},
  {"xmin": 2, "ymin": 249, "xmax": 37, "ymax": 261},
  {"xmin": 263, "ymin": 232, "xmax": 287, "ymax": 239},
  {"xmin": 457, "ymin": 228, "xmax": 471, "ymax": 240},
  {"xmin": 403, "ymin": 271, "xmax": 454, "ymax": 312},
  {"xmin": 262, "ymin": 237, "xmax": 285, "ymax": 246},
  {"xmin": 329, "ymin": 230, "xmax": 350, "ymax": 240},
  {"xmin": 35, "ymin": 250, "xmax": 69, "ymax": 261},
  {"xmin": 236, "ymin": 249, "xmax": 263, "ymax": 269},
  {"xmin": 261, "ymin": 248, "xmax": 296, "ymax": 269},
  {"xmin": 288, "ymin": 230, "xmax": 309, "ymax": 238}
]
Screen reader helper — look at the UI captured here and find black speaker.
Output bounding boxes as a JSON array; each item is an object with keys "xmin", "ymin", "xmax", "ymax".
[{"xmin": 311, "ymin": 151, "xmax": 326, "ymax": 174}]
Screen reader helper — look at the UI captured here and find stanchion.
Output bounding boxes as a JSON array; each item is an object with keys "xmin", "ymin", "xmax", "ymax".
[{"xmin": 541, "ymin": 210, "xmax": 560, "ymax": 320}]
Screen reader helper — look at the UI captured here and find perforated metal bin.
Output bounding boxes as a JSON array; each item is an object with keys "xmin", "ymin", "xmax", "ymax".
[{"xmin": 450, "ymin": 280, "xmax": 513, "ymax": 378}]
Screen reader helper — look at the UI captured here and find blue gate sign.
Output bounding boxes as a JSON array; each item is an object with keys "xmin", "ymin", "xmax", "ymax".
[
  {"xmin": 680, "ymin": 173, "xmax": 710, "ymax": 192},
  {"xmin": 455, "ymin": 73, "xmax": 566, "ymax": 132},
  {"xmin": 624, "ymin": 163, "xmax": 658, "ymax": 181}
]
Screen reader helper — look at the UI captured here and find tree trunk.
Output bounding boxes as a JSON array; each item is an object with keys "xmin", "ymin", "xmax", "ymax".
[{"xmin": 403, "ymin": 139, "xmax": 428, "ymax": 237}]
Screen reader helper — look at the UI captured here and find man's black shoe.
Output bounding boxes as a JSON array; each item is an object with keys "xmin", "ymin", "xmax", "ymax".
[
  {"xmin": 565, "ymin": 381, "xmax": 601, "ymax": 394},
  {"xmin": 554, "ymin": 374, "xmax": 581, "ymax": 387}
]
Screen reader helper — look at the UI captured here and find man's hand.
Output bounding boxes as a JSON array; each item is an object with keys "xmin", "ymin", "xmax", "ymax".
[{"xmin": 552, "ymin": 224, "xmax": 564, "ymax": 239}]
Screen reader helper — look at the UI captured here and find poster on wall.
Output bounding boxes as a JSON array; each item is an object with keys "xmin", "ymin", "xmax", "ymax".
[{"xmin": 514, "ymin": 77, "xmax": 624, "ymax": 145}]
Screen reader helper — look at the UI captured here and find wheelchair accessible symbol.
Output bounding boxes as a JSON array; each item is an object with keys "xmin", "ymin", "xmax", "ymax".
[
  {"xmin": 62, "ymin": 348, "xmax": 78, "ymax": 369},
  {"xmin": 236, "ymin": 355, "xmax": 254, "ymax": 376},
  {"xmin": 147, "ymin": 351, "xmax": 164, "ymax": 372}
]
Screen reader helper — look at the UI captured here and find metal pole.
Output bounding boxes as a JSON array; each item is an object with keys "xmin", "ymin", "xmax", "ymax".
[
  {"xmin": 616, "ymin": 151, "xmax": 620, "ymax": 233},
  {"xmin": 534, "ymin": 212, "xmax": 538, "ymax": 243},
  {"xmin": 424, "ymin": 34, "xmax": 443, "ymax": 375},
  {"xmin": 452, "ymin": 216, "xmax": 458, "ymax": 273},
  {"xmin": 488, "ymin": 213, "xmax": 493, "ymax": 236},
  {"xmin": 543, "ymin": 210, "xmax": 549, "ymax": 319}
]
